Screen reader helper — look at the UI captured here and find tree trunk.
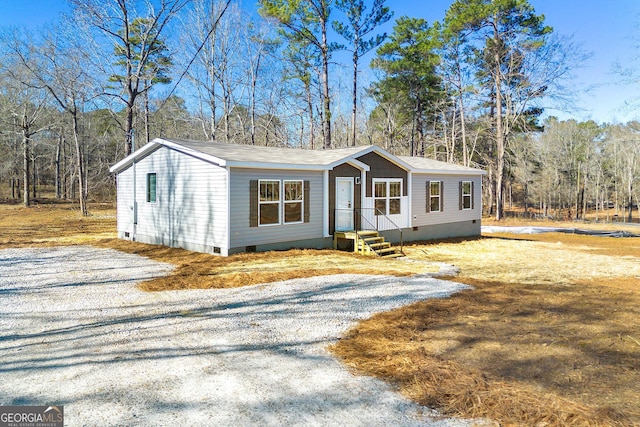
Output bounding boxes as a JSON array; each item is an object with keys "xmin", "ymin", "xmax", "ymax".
[
  {"xmin": 250, "ymin": 51, "xmax": 261, "ymax": 146},
  {"xmin": 32, "ymin": 155, "xmax": 37, "ymax": 199},
  {"xmin": 350, "ymin": 48, "xmax": 358, "ymax": 147},
  {"xmin": 306, "ymin": 81, "xmax": 315, "ymax": 149},
  {"xmin": 56, "ymin": 132, "xmax": 62, "ymax": 199},
  {"xmin": 493, "ymin": 25, "xmax": 505, "ymax": 221},
  {"xmin": 321, "ymin": 16, "xmax": 332, "ymax": 150},
  {"xmin": 628, "ymin": 185, "xmax": 633, "ymax": 223},
  {"xmin": 22, "ymin": 123, "xmax": 30, "ymax": 208},
  {"xmin": 144, "ymin": 85, "xmax": 151, "ymax": 145},
  {"xmin": 458, "ymin": 79, "xmax": 469, "ymax": 166},
  {"xmin": 125, "ymin": 103, "xmax": 134, "ymax": 155},
  {"xmin": 72, "ymin": 110, "xmax": 88, "ymax": 216}
]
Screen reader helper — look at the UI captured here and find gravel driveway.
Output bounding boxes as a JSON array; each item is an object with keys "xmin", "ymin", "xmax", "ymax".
[{"xmin": 0, "ymin": 246, "xmax": 479, "ymax": 426}]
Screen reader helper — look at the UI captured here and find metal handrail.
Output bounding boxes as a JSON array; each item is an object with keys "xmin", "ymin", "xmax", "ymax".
[
  {"xmin": 335, "ymin": 207, "xmax": 403, "ymax": 254},
  {"xmin": 371, "ymin": 208, "xmax": 403, "ymax": 253}
]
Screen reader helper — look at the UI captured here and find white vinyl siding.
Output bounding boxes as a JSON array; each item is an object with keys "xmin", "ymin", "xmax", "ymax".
[
  {"xmin": 230, "ymin": 168, "xmax": 323, "ymax": 249},
  {"xmin": 411, "ymin": 174, "xmax": 482, "ymax": 227},
  {"xmin": 126, "ymin": 145, "xmax": 229, "ymax": 253},
  {"xmin": 115, "ymin": 166, "xmax": 134, "ymax": 236}
]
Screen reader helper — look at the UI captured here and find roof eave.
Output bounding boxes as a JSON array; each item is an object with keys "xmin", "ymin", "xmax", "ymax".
[
  {"xmin": 158, "ymin": 138, "xmax": 227, "ymax": 167},
  {"xmin": 226, "ymin": 161, "xmax": 328, "ymax": 171},
  {"xmin": 411, "ymin": 168, "xmax": 487, "ymax": 175}
]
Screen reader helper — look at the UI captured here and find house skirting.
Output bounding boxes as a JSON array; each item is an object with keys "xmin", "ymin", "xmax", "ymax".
[
  {"xmin": 398, "ymin": 219, "xmax": 481, "ymax": 242},
  {"xmin": 228, "ymin": 236, "xmax": 334, "ymax": 255},
  {"xmin": 119, "ymin": 221, "xmax": 479, "ymax": 257},
  {"xmin": 118, "ymin": 231, "xmax": 230, "ymax": 256}
]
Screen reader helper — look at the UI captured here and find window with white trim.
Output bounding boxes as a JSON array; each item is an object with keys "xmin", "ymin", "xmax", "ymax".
[
  {"xmin": 283, "ymin": 180, "xmax": 303, "ymax": 223},
  {"xmin": 374, "ymin": 179, "xmax": 402, "ymax": 216},
  {"xmin": 259, "ymin": 180, "xmax": 280, "ymax": 225},
  {"xmin": 257, "ymin": 179, "xmax": 305, "ymax": 226},
  {"xmin": 461, "ymin": 181, "xmax": 472, "ymax": 210},
  {"xmin": 429, "ymin": 181, "xmax": 441, "ymax": 212}
]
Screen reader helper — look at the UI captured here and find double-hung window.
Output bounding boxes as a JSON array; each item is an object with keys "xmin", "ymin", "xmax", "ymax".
[
  {"xmin": 257, "ymin": 179, "xmax": 305, "ymax": 226},
  {"xmin": 461, "ymin": 181, "xmax": 472, "ymax": 210},
  {"xmin": 374, "ymin": 179, "xmax": 402, "ymax": 216},
  {"xmin": 429, "ymin": 181, "xmax": 442, "ymax": 212},
  {"xmin": 460, "ymin": 181, "xmax": 474, "ymax": 210},
  {"xmin": 259, "ymin": 180, "xmax": 280, "ymax": 225},
  {"xmin": 283, "ymin": 180, "xmax": 303, "ymax": 224}
]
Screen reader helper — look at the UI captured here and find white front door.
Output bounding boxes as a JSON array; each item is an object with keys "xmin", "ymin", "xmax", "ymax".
[{"xmin": 335, "ymin": 177, "xmax": 354, "ymax": 231}]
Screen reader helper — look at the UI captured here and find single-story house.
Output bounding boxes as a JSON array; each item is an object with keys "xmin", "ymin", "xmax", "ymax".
[{"xmin": 109, "ymin": 138, "xmax": 485, "ymax": 256}]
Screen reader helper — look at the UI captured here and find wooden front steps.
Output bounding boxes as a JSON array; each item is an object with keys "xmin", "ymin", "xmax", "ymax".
[{"xmin": 333, "ymin": 230, "xmax": 404, "ymax": 258}]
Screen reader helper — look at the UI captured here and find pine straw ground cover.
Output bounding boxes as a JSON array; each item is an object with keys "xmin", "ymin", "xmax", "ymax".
[
  {"xmin": 2, "ymin": 202, "xmax": 640, "ymax": 425},
  {"xmin": 330, "ymin": 232, "xmax": 640, "ymax": 426}
]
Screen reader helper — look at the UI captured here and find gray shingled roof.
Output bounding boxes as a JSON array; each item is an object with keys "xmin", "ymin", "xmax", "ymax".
[
  {"xmin": 398, "ymin": 155, "xmax": 484, "ymax": 173},
  {"xmin": 165, "ymin": 138, "xmax": 372, "ymax": 166},
  {"xmin": 111, "ymin": 137, "xmax": 484, "ymax": 175}
]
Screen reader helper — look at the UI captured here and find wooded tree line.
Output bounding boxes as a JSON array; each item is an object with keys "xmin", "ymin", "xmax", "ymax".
[{"xmin": 0, "ymin": 0, "xmax": 638, "ymax": 220}]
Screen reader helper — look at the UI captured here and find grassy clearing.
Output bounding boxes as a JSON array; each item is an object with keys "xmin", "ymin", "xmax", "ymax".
[
  {"xmin": 0, "ymin": 202, "xmax": 117, "ymax": 248},
  {"xmin": 3, "ymin": 201, "xmax": 639, "ymax": 425}
]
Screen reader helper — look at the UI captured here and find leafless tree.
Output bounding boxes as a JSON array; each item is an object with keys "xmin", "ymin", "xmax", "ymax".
[
  {"xmin": 0, "ymin": 30, "xmax": 52, "ymax": 207},
  {"xmin": 71, "ymin": 0, "xmax": 190, "ymax": 156}
]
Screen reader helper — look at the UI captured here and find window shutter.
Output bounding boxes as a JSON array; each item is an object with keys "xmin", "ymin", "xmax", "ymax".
[
  {"xmin": 304, "ymin": 180, "xmax": 310, "ymax": 223},
  {"xmin": 471, "ymin": 181, "xmax": 475, "ymax": 210},
  {"xmin": 249, "ymin": 180, "xmax": 258, "ymax": 227},
  {"xmin": 459, "ymin": 181, "xmax": 463, "ymax": 210},
  {"xmin": 426, "ymin": 180, "xmax": 431, "ymax": 213},
  {"xmin": 440, "ymin": 181, "xmax": 444, "ymax": 212}
]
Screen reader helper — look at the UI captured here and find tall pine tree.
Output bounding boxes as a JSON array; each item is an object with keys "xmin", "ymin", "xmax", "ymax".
[
  {"xmin": 445, "ymin": 0, "xmax": 551, "ymax": 219},
  {"xmin": 371, "ymin": 17, "xmax": 443, "ymax": 156}
]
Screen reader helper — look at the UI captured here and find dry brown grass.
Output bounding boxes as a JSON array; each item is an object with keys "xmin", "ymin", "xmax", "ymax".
[
  {"xmin": 0, "ymin": 202, "xmax": 117, "ymax": 248},
  {"xmin": 331, "ymin": 232, "xmax": 640, "ymax": 426},
  {"xmin": 93, "ymin": 239, "xmax": 426, "ymax": 291},
  {"xmin": 4, "ymin": 201, "xmax": 640, "ymax": 425},
  {"xmin": 0, "ymin": 201, "xmax": 429, "ymax": 290}
]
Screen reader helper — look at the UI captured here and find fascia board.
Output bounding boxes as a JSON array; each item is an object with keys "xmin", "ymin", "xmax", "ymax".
[
  {"xmin": 412, "ymin": 169, "xmax": 487, "ymax": 176},
  {"xmin": 158, "ymin": 138, "xmax": 227, "ymax": 167},
  {"xmin": 109, "ymin": 141, "xmax": 161, "ymax": 173},
  {"xmin": 226, "ymin": 161, "xmax": 328, "ymax": 171},
  {"xmin": 326, "ymin": 146, "xmax": 375, "ymax": 170},
  {"xmin": 344, "ymin": 159, "xmax": 370, "ymax": 171}
]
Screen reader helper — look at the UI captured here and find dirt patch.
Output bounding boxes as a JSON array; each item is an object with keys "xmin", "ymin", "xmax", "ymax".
[{"xmin": 331, "ymin": 233, "xmax": 640, "ymax": 426}]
